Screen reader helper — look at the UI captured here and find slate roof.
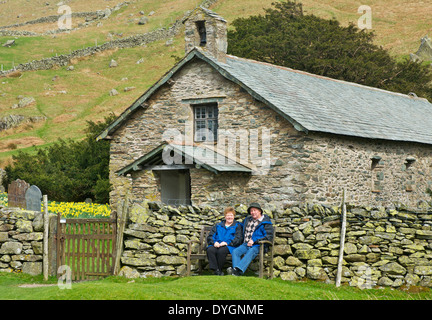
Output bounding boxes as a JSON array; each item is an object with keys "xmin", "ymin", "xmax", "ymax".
[
  {"xmin": 116, "ymin": 142, "xmax": 252, "ymax": 176},
  {"xmin": 97, "ymin": 48, "xmax": 432, "ymax": 145},
  {"xmin": 181, "ymin": 6, "xmax": 227, "ymax": 23}
]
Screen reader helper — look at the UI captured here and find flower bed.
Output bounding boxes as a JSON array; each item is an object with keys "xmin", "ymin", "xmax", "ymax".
[{"xmin": 0, "ymin": 192, "xmax": 111, "ymax": 218}]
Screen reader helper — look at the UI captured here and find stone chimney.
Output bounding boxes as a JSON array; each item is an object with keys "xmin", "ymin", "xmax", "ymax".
[{"xmin": 183, "ymin": 7, "xmax": 227, "ymax": 63}]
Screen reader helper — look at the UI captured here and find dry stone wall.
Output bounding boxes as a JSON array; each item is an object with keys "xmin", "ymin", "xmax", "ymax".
[
  {"xmin": 119, "ymin": 201, "xmax": 432, "ymax": 288},
  {"xmin": 2, "ymin": 198, "xmax": 431, "ymax": 289},
  {"xmin": 0, "ymin": 25, "xmax": 181, "ymax": 76},
  {"xmin": 0, "ymin": 207, "xmax": 45, "ymax": 275}
]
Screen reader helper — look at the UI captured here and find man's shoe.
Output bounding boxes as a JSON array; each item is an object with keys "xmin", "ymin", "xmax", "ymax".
[
  {"xmin": 232, "ymin": 267, "xmax": 242, "ymax": 276},
  {"xmin": 227, "ymin": 267, "xmax": 233, "ymax": 275}
]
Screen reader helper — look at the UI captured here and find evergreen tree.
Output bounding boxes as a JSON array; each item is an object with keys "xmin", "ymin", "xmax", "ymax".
[
  {"xmin": 227, "ymin": 1, "xmax": 432, "ymax": 100},
  {"xmin": 4, "ymin": 114, "xmax": 116, "ymax": 204}
]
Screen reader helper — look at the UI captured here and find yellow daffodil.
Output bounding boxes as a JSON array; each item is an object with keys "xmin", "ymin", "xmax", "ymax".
[{"xmin": 0, "ymin": 192, "xmax": 111, "ymax": 218}]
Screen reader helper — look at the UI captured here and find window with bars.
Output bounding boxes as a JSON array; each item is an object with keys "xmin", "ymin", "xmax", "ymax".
[{"xmin": 194, "ymin": 104, "xmax": 218, "ymax": 142}]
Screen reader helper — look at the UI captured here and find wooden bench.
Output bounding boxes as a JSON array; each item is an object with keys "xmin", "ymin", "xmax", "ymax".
[{"xmin": 186, "ymin": 225, "xmax": 275, "ymax": 279}]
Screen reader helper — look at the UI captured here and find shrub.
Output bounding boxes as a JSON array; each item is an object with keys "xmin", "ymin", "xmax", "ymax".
[{"xmin": 3, "ymin": 113, "xmax": 116, "ymax": 203}]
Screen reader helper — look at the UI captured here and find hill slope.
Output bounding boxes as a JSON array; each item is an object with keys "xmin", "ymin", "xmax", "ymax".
[{"xmin": 0, "ymin": 0, "xmax": 430, "ymax": 166}]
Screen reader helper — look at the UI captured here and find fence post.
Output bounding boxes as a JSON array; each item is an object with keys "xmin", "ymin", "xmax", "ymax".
[
  {"xmin": 43, "ymin": 195, "xmax": 49, "ymax": 281},
  {"xmin": 113, "ymin": 195, "xmax": 128, "ymax": 275},
  {"xmin": 335, "ymin": 189, "xmax": 347, "ymax": 287}
]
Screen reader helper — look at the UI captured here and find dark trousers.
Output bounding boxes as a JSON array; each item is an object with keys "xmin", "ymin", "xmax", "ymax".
[{"xmin": 206, "ymin": 246, "xmax": 230, "ymax": 271}]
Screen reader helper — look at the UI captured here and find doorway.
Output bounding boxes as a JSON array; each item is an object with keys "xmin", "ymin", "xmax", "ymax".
[{"xmin": 159, "ymin": 169, "xmax": 191, "ymax": 206}]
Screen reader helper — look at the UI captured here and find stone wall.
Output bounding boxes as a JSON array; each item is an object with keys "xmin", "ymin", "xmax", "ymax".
[
  {"xmin": 0, "ymin": 24, "xmax": 181, "ymax": 76},
  {"xmin": 276, "ymin": 202, "xmax": 432, "ymax": 288},
  {"xmin": 118, "ymin": 200, "xmax": 432, "ymax": 288},
  {"xmin": 0, "ymin": 9, "xmax": 119, "ymax": 34},
  {"xmin": 0, "ymin": 207, "xmax": 45, "ymax": 275},
  {"xmin": 1, "ymin": 199, "xmax": 432, "ymax": 289},
  {"xmin": 296, "ymin": 132, "xmax": 432, "ymax": 207}
]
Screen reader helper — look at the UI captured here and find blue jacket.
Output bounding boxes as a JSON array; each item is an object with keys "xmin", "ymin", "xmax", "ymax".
[
  {"xmin": 207, "ymin": 220, "xmax": 243, "ymax": 254},
  {"xmin": 242, "ymin": 214, "xmax": 274, "ymax": 249}
]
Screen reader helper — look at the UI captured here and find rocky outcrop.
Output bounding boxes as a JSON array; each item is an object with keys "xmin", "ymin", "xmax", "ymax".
[
  {"xmin": 0, "ymin": 114, "xmax": 46, "ymax": 131},
  {"xmin": 410, "ymin": 35, "xmax": 432, "ymax": 62}
]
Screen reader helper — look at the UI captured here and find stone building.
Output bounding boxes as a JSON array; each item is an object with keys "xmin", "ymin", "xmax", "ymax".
[{"xmin": 97, "ymin": 7, "xmax": 432, "ymax": 211}]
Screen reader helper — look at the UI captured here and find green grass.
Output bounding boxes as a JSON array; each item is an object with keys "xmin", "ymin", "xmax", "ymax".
[{"xmin": 0, "ymin": 272, "xmax": 431, "ymax": 300}]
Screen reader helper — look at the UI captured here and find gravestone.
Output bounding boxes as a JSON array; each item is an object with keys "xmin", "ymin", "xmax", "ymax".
[
  {"xmin": 25, "ymin": 185, "xmax": 42, "ymax": 212},
  {"xmin": 410, "ymin": 35, "xmax": 432, "ymax": 62},
  {"xmin": 8, "ymin": 179, "xmax": 30, "ymax": 209}
]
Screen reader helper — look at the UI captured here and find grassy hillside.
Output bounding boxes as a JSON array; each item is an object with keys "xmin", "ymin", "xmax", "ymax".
[{"xmin": 0, "ymin": 0, "xmax": 431, "ymax": 166}]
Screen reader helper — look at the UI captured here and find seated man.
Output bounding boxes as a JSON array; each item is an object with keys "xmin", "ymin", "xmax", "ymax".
[{"xmin": 231, "ymin": 202, "xmax": 274, "ymax": 276}]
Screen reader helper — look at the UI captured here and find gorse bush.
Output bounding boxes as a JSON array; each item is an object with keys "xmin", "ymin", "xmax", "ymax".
[{"xmin": 3, "ymin": 114, "xmax": 116, "ymax": 204}]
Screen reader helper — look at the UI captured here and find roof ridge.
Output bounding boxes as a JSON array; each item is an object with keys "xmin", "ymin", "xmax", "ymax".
[
  {"xmin": 182, "ymin": 6, "xmax": 227, "ymax": 23},
  {"xmin": 99, "ymin": 47, "xmax": 432, "ymax": 146},
  {"xmin": 224, "ymin": 54, "xmax": 429, "ymax": 103}
]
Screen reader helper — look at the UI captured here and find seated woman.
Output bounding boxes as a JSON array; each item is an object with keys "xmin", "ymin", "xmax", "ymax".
[{"xmin": 206, "ymin": 207, "xmax": 243, "ymax": 275}]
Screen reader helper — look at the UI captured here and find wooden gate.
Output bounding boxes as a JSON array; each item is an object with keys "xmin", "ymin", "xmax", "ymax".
[{"xmin": 56, "ymin": 213, "xmax": 117, "ymax": 280}]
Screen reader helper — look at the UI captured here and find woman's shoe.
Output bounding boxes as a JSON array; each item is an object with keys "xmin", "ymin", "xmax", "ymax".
[{"xmin": 214, "ymin": 269, "xmax": 224, "ymax": 276}]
